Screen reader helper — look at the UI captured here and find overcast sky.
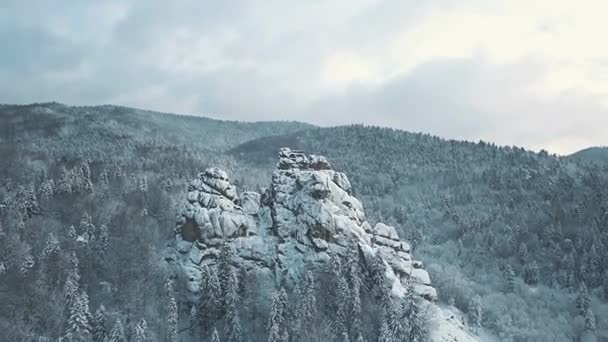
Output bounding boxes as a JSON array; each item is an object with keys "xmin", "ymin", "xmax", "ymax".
[{"xmin": 1, "ymin": 0, "xmax": 607, "ymax": 154}]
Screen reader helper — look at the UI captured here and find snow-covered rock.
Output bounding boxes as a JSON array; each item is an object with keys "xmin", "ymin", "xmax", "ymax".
[{"xmin": 169, "ymin": 147, "xmax": 479, "ymax": 341}]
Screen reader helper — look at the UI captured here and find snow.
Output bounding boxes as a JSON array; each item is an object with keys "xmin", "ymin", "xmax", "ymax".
[{"xmin": 429, "ymin": 305, "xmax": 484, "ymax": 342}]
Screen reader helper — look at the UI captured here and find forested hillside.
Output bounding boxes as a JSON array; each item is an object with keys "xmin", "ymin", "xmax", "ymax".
[
  {"xmin": 1, "ymin": 103, "xmax": 607, "ymax": 341},
  {"xmin": 232, "ymin": 126, "xmax": 608, "ymax": 340}
]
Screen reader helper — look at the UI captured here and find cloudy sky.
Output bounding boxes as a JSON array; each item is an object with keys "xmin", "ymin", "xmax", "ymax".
[{"xmin": 1, "ymin": 0, "xmax": 607, "ymax": 154}]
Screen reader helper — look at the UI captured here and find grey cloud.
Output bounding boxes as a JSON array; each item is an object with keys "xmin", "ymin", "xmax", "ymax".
[
  {"xmin": 0, "ymin": 1, "xmax": 605, "ymax": 153},
  {"xmin": 302, "ymin": 57, "xmax": 608, "ymax": 153}
]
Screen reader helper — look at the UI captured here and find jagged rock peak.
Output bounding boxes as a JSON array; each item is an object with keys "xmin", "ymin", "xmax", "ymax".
[{"xmin": 166, "ymin": 148, "xmax": 480, "ymax": 341}]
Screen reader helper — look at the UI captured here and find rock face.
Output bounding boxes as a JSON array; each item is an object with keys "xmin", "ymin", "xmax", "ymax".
[
  {"xmin": 169, "ymin": 147, "xmax": 473, "ymax": 340},
  {"xmin": 172, "ymin": 147, "xmax": 436, "ymax": 299}
]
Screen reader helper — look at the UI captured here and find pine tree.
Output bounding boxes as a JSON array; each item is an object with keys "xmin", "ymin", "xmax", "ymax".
[
  {"xmin": 370, "ymin": 253, "xmax": 389, "ymax": 304},
  {"xmin": 64, "ymin": 253, "xmax": 80, "ymax": 316},
  {"xmin": 301, "ymin": 270, "xmax": 316, "ymax": 328},
  {"xmin": 584, "ymin": 308, "xmax": 596, "ymax": 333},
  {"xmin": 133, "ymin": 318, "xmax": 147, "ymax": 342},
  {"xmin": 523, "ymin": 260, "xmax": 539, "ymax": 285},
  {"xmin": 582, "ymin": 245, "xmax": 602, "ymax": 288},
  {"xmin": 518, "ymin": 243, "xmax": 529, "ymax": 265},
  {"xmin": 167, "ymin": 293, "xmax": 178, "ymax": 342},
  {"xmin": 38, "ymin": 179, "xmax": 55, "ymax": 201},
  {"xmin": 19, "ymin": 242, "xmax": 34, "ymax": 275},
  {"xmin": 38, "ymin": 233, "xmax": 62, "ymax": 289},
  {"xmin": 99, "ymin": 169, "xmax": 110, "ymax": 187},
  {"xmin": 346, "ymin": 247, "xmax": 364, "ymax": 342},
  {"xmin": 267, "ymin": 288, "xmax": 288, "ymax": 342},
  {"xmin": 138, "ymin": 175, "xmax": 148, "ymax": 193},
  {"xmin": 218, "ymin": 242, "xmax": 236, "ymax": 308},
  {"xmin": 559, "ymin": 253, "xmax": 575, "ymax": 289},
  {"xmin": 603, "ymin": 272, "xmax": 608, "ymax": 300},
  {"xmin": 79, "ymin": 212, "xmax": 95, "ymax": 242},
  {"xmin": 577, "ymin": 282, "xmax": 591, "ymax": 317},
  {"xmin": 96, "ymin": 224, "xmax": 109, "ymax": 255},
  {"xmin": 162, "ymin": 178, "xmax": 172, "ymax": 192},
  {"xmin": 504, "ymin": 264, "xmax": 515, "ymax": 292},
  {"xmin": 65, "ymin": 291, "xmax": 92, "ymax": 342},
  {"xmin": 211, "ymin": 328, "xmax": 221, "ymax": 342},
  {"xmin": 58, "ymin": 167, "xmax": 74, "ymax": 195},
  {"xmin": 224, "ymin": 266, "xmax": 242, "ymax": 342},
  {"xmin": 331, "ymin": 256, "xmax": 350, "ymax": 341},
  {"xmin": 68, "ymin": 225, "xmax": 78, "ymax": 240},
  {"xmin": 403, "ymin": 284, "xmax": 428, "ymax": 342},
  {"xmin": 378, "ymin": 320, "xmax": 391, "ymax": 342},
  {"xmin": 198, "ymin": 266, "xmax": 222, "ymax": 331},
  {"xmin": 109, "ymin": 319, "xmax": 126, "ymax": 342},
  {"xmin": 92, "ymin": 305, "xmax": 108, "ymax": 342},
  {"xmin": 385, "ymin": 299, "xmax": 406, "ymax": 342},
  {"xmin": 467, "ymin": 295, "xmax": 482, "ymax": 333}
]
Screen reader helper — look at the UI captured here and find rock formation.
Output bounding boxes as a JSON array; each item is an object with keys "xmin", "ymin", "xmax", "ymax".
[{"xmin": 168, "ymin": 147, "xmax": 477, "ymax": 341}]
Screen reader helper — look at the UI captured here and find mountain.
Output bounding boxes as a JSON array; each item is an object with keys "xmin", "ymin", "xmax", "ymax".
[
  {"xmin": 569, "ymin": 146, "xmax": 608, "ymax": 166},
  {"xmin": 0, "ymin": 102, "xmax": 607, "ymax": 341}
]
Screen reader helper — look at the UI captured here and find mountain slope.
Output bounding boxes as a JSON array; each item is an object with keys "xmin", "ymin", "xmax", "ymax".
[
  {"xmin": 230, "ymin": 126, "xmax": 608, "ymax": 340},
  {"xmin": 0, "ymin": 103, "xmax": 606, "ymax": 341},
  {"xmin": 569, "ymin": 146, "xmax": 608, "ymax": 166}
]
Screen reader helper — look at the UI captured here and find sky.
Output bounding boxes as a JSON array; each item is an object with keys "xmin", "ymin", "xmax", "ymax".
[{"xmin": 1, "ymin": 0, "xmax": 607, "ymax": 154}]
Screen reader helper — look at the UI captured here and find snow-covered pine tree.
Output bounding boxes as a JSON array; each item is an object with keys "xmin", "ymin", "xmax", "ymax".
[
  {"xmin": 40, "ymin": 232, "xmax": 61, "ymax": 285},
  {"xmin": 78, "ymin": 212, "xmax": 95, "ymax": 242},
  {"xmin": 198, "ymin": 265, "xmax": 222, "ymax": 331},
  {"xmin": 384, "ymin": 299, "xmax": 405, "ymax": 342},
  {"xmin": 346, "ymin": 246, "xmax": 364, "ymax": 342},
  {"xmin": 577, "ymin": 283, "xmax": 591, "ymax": 317},
  {"xmin": 224, "ymin": 266, "xmax": 242, "ymax": 342},
  {"xmin": 218, "ymin": 242, "xmax": 236, "ymax": 308},
  {"xmin": 377, "ymin": 320, "xmax": 391, "ymax": 342},
  {"xmin": 267, "ymin": 288, "xmax": 288, "ymax": 342},
  {"xmin": 289, "ymin": 283, "xmax": 302, "ymax": 338},
  {"xmin": 68, "ymin": 225, "xmax": 77, "ymax": 240},
  {"xmin": 332, "ymin": 256, "xmax": 350, "ymax": 341},
  {"xmin": 63, "ymin": 253, "xmax": 80, "ymax": 315},
  {"xmin": 211, "ymin": 328, "xmax": 221, "ymax": 342},
  {"xmin": 37, "ymin": 179, "xmax": 55, "ymax": 201},
  {"xmin": 402, "ymin": 282, "xmax": 428, "ymax": 341},
  {"xmin": 99, "ymin": 169, "xmax": 110, "ymax": 187},
  {"xmin": 518, "ymin": 243, "xmax": 529, "ymax": 265},
  {"xmin": 582, "ymin": 245, "xmax": 602, "ymax": 288},
  {"xmin": 138, "ymin": 175, "xmax": 148, "ymax": 193},
  {"xmin": 523, "ymin": 260, "xmax": 539, "ymax": 285},
  {"xmin": 92, "ymin": 305, "xmax": 108, "ymax": 342},
  {"xmin": 584, "ymin": 308, "xmax": 596, "ymax": 334},
  {"xmin": 370, "ymin": 253, "xmax": 390, "ymax": 304},
  {"xmin": 96, "ymin": 224, "xmax": 109, "ymax": 255},
  {"xmin": 467, "ymin": 295, "xmax": 482, "ymax": 333},
  {"xmin": 58, "ymin": 167, "xmax": 74, "ymax": 195},
  {"xmin": 133, "ymin": 318, "xmax": 147, "ymax": 342},
  {"xmin": 65, "ymin": 291, "xmax": 92, "ymax": 342},
  {"xmin": 161, "ymin": 178, "xmax": 172, "ymax": 192},
  {"xmin": 109, "ymin": 318, "xmax": 126, "ymax": 342},
  {"xmin": 301, "ymin": 270, "xmax": 316, "ymax": 328},
  {"xmin": 167, "ymin": 292, "xmax": 178, "ymax": 342},
  {"xmin": 19, "ymin": 242, "xmax": 34, "ymax": 275},
  {"xmin": 603, "ymin": 273, "xmax": 608, "ymax": 300},
  {"xmin": 504, "ymin": 264, "xmax": 515, "ymax": 292}
]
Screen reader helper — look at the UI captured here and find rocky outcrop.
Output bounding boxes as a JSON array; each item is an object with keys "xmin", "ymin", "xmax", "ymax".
[
  {"xmin": 171, "ymin": 147, "xmax": 437, "ymax": 301},
  {"xmin": 167, "ymin": 147, "xmax": 477, "ymax": 341}
]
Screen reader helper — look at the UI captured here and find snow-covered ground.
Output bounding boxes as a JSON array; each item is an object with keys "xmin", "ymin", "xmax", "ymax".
[{"xmin": 429, "ymin": 304, "xmax": 497, "ymax": 342}]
